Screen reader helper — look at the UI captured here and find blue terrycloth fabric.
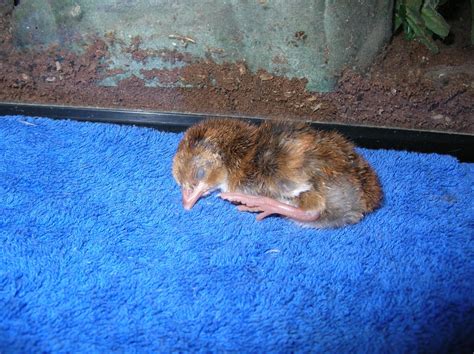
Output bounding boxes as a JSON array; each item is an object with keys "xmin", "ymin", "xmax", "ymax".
[{"xmin": 0, "ymin": 115, "xmax": 473, "ymax": 353}]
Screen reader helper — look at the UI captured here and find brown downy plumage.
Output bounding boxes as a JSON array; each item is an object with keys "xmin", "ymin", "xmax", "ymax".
[{"xmin": 172, "ymin": 118, "xmax": 382, "ymax": 228}]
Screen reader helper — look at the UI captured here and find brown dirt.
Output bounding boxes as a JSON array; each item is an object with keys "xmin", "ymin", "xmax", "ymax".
[{"xmin": 0, "ymin": 2, "xmax": 472, "ymax": 133}]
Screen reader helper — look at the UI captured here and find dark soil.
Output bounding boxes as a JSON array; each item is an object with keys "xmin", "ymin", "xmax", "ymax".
[{"xmin": 1, "ymin": 3, "xmax": 472, "ymax": 133}]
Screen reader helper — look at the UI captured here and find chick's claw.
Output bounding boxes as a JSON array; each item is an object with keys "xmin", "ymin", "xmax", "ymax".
[
  {"xmin": 220, "ymin": 192, "xmax": 277, "ymax": 221},
  {"xmin": 235, "ymin": 200, "xmax": 274, "ymax": 221},
  {"xmin": 236, "ymin": 205, "xmax": 263, "ymax": 213},
  {"xmin": 219, "ymin": 192, "xmax": 320, "ymax": 222}
]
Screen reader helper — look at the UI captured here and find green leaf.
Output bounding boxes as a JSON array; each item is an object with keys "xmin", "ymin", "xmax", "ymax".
[
  {"xmin": 406, "ymin": 12, "xmax": 440, "ymax": 52},
  {"xmin": 405, "ymin": 6, "xmax": 426, "ymax": 29},
  {"xmin": 395, "ymin": 14, "xmax": 403, "ymax": 31},
  {"xmin": 404, "ymin": 0, "xmax": 423, "ymax": 12},
  {"xmin": 395, "ymin": 0, "xmax": 402, "ymax": 11},
  {"xmin": 393, "ymin": 0, "xmax": 450, "ymax": 52},
  {"xmin": 423, "ymin": 0, "xmax": 440, "ymax": 8},
  {"xmin": 421, "ymin": 3, "xmax": 450, "ymax": 38}
]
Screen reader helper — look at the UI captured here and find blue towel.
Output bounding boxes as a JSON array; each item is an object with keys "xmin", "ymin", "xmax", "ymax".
[{"xmin": 1, "ymin": 115, "xmax": 473, "ymax": 353}]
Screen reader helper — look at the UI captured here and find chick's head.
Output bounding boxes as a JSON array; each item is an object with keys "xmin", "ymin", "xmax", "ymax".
[{"xmin": 172, "ymin": 134, "xmax": 227, "ymax": 210}]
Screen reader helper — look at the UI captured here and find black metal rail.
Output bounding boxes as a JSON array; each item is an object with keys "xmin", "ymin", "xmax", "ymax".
[{"xmin": 1, "ymin": 102, "xmax": 473, "ymax": 162}]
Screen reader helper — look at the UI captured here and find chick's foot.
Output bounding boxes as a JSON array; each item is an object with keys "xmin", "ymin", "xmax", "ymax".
[{"xmin": 220, "ymin": 192, "xmax": 320, "ymax": 222}]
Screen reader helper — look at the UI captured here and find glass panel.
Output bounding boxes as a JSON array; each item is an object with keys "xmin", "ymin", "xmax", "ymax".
[{"xmin": 0, "ymin": 0, "xmax": 471, "ymax": 133}]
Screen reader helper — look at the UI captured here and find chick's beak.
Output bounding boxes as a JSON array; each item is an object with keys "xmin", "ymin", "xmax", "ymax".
[{"xmin": 182, "ymin": 181, "xmax": 209, "ymax": 210}]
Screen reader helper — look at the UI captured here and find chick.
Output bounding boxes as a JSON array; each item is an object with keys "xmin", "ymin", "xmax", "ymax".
[{"xmin": 172, "ymin": 118, "xmax": 382, "ymax": 228}]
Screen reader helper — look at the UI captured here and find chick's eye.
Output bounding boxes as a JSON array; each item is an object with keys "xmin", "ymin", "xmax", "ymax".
[{"xmin": 196, "ymin": 167, "xmax": 206, "ymax": 180}]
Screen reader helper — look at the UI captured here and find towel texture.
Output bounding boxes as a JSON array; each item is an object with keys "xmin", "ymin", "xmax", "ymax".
[{"xmin": 1, "ymin": 115, "xmax": 473, "ymax": 353}]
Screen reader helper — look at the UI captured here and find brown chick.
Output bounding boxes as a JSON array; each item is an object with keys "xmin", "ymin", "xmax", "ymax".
[{"xmin": 172, "ymin": 118, "xmax": 382, "ymax": 228}]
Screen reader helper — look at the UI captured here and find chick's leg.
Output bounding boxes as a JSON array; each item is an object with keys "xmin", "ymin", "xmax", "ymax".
[{"xmin": 220, "ymin": 192, "xmax": 320, "ymax": 222}]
